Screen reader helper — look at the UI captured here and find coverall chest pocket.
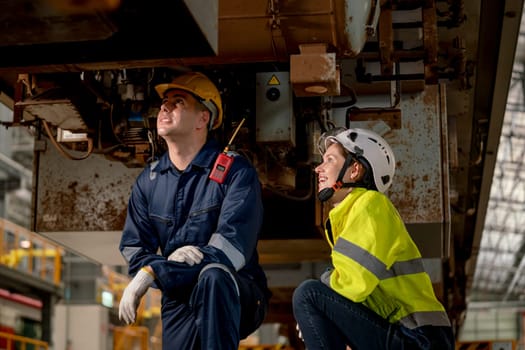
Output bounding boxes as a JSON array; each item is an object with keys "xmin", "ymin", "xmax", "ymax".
[
  {"xmin": 183, "ymin": 203, "xmax": 221, "ymax": 241},
  {"xmin": 149, "ymin": 214, "xmax": 175, "ymax": 242}
]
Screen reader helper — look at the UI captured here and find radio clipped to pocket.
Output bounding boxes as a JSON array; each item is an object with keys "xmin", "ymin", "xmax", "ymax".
[{"xmin": 209, "ymin": 118, "xmax": 245, "ymax": 184}]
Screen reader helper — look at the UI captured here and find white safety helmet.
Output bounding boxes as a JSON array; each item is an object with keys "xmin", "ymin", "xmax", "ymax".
[{"xmin": 323, "ymin": 128, "xmax": 396, "ymax": 193}]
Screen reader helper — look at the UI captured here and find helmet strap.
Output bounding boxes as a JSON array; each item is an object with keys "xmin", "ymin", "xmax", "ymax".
[
  {"xmin": 318, "ymin": 154, "xmax": 354, "ymax": 202},
  {"xmin": 200, "ymin": 99, "xmax": 218, "ymax": 130},
  {"xmin": 317, "ymin": 154, "xmax": 373, "ymax": 202},
  {"xmin": 317, "ymin": 184, "xmax": 337, "ymax": 202}
]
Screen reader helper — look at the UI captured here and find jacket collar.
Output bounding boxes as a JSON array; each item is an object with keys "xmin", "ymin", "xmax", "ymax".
[{"xmin": 155, "ymin": 138, "xmax": 221, "ymax": 173}]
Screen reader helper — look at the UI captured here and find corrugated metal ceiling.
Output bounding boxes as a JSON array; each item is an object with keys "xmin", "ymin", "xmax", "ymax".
[{"xmin": 470, "ymin": 4, "xmax": 525, "ymax": 305}]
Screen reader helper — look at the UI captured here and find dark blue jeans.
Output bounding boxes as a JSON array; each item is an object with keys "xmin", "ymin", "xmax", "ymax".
[{"xmin": 292, "ymin": 279, "xmax": 455, "ymax": 350}]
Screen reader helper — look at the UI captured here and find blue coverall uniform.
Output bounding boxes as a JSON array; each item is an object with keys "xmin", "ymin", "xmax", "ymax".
[{"xmin": 119, "ymin": 138, "xmax": 270, "ymax": 349}]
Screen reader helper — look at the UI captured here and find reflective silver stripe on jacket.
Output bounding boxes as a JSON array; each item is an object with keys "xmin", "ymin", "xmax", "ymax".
[
  {"xmin": 332, "ymin": 237, "xmax": 451, "ymax": 328},
  {"xmin": 209, "ymin": 233, "xmax": 246, "ymax": 271},
  {"xmin": 121, "ymin": 246, "xmax": 141, "ymax": 263},
  {"xmin": 199, "ymin": 263, "xmax": 240, "ymax": 297},
  {"xmin": 334, "ymin": 238, "xmax": 426, "ymax": 279},
  {"xmin": 399, "ymin": 311, "xmax": 451, "ymax": 328},
  {"xmin": 149, "ymin": 160, "xmax": 159, "ymax": 180}
]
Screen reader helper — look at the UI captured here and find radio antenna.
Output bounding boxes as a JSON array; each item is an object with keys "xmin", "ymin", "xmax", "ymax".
[{"xmin": 223, "ymin": 118, "xmax": 246, "ymax": 153}]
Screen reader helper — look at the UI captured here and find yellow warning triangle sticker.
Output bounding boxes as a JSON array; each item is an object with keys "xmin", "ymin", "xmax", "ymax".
[{"xmin": 267, "ymin": 75, "xmax": 280, "ymax": 86}]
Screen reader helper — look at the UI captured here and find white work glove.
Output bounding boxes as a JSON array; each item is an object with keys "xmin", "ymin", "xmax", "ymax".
[
  {"xmin": 118, "ymin": 269, "xmax": 154, "ymax": 325},
  {"xmin": 167, "ymin": 245, "xmax": 203, "ymax": 266}
]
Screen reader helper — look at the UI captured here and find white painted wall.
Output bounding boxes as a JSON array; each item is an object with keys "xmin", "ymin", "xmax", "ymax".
[{"xmin": 52, "ymin": 304, "xmax": 110, "ymax": 350}]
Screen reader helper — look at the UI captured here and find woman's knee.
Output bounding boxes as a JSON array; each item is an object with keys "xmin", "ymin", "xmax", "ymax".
[{"xmin": 293, "ymin": 279, "xmax": 322, "ymax": 305}]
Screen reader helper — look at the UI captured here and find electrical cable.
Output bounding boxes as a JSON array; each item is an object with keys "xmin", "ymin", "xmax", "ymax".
[{"xmin": 42, "ymin": 119, "xmax": 94, "ymax": 160}]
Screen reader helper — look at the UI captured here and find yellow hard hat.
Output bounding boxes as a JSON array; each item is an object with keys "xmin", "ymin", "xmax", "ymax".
[{"xmin": 155, "ymin": 72, "xmax": 223, "ymax": 130}]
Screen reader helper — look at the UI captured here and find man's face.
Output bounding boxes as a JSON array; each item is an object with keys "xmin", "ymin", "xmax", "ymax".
[{"xmin": 157, "ymin": 89, "xmax": 208, "ymax": 138}]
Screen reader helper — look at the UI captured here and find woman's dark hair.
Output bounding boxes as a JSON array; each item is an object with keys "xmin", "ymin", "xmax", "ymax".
[{"xmin": 356, "ymin": 157, "xmax": 377, "ymax": 191}]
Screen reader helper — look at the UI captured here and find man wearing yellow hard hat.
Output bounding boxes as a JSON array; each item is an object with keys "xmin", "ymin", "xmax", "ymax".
[
  {"xmin": 118, "ymin": 71, "xmax": 270, "ymax": 349},
  {"xmin": 154, "ymin": 71, "xmax": 224, "ymax": 131}
]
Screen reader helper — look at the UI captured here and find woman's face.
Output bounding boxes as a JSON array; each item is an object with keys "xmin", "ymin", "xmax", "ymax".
[
  {"xmin": 315, "ymin": 142, "xmax": 346, "ymax": 191},
  {"xmin": 315, "ymin": 142, "xmax": 363, "ymax": 204}
]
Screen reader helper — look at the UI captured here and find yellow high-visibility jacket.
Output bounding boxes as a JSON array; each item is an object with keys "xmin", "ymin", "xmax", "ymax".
[{"xmin": 320, "ymin": 188, "xmax": 451, "ymax": 329}]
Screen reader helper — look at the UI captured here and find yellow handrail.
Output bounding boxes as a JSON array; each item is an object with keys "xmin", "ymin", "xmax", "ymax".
[
  {"xmin": 0, "ymin": 331, "xmax": 48, "ymax": 350},
  {"xmin": 0, "ymin": 218, "xmax": 63, "ymax": 286},
  {"xmin": 113, "ymin": 326, "xmax": 149, "ymax": 350}
]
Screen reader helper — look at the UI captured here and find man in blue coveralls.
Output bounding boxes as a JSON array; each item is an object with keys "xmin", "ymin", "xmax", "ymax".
[{"xmin": 118, "ymin": 71, "xmax": 270, "ymax": 349}]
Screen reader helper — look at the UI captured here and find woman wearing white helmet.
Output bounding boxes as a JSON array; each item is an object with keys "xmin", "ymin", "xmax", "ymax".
[
  {"xmin": 316, "ymin": 127, "xmax": 396, "ymax": 201},
  {"xmin": 293, "ymin": 127, "xmax": 454, "ymax": 349}
]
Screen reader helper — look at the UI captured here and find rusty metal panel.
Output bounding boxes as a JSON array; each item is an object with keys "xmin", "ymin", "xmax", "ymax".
[
  {"xmin": 342, "ymin": 84, "xmax": 449, "ymax": 258},
  {"xmin": 35, "ymin": 145, "xmax": 141, "ymax": 233},
  {"xmin": 394, "ymin": 84, "xmax": 449, "ymax": 257},
  {"xmin": 388, "ymin": 87, "xmax": 446, "ymax": 224}
]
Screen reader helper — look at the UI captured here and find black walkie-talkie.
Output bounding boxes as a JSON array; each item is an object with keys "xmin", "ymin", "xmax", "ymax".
[{"xmin": 209, "ymin": 118, "xmax": 246, "ymax": 184}]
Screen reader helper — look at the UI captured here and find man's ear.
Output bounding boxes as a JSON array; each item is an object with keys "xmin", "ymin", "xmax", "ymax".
[{"xmin": 197, "ymin": 110, "xmax": 211, "ymax": 130}]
